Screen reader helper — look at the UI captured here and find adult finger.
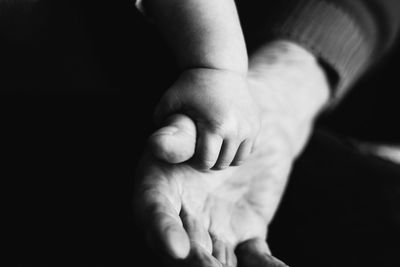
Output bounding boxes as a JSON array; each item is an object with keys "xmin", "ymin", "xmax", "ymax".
[
  {"xmin": 179, "ymin": 242, "xmax": 224, "ymax": 267},
  {"xmin": 149, "ymin": 114, "xmax": 197, "ymax": 163},
  {"xmin": 235, "ymin": 238, "xmax": 289, "ymax": 267},
  {"xmin": 211, "ymin": 234, "xmax": 237, "ymax": 267},
  {"xmin": 135, "ymin": 185, "xmax": 190, "ymax": 260},
  {"xmin": 180, "ymin": 209, "xmax": 213, "ymax": 255}
]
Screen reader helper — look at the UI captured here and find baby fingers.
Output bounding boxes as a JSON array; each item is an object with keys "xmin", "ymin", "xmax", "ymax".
[{"xmin": 195, "ymin": 132, "xmax": 223, "ymax": 170}]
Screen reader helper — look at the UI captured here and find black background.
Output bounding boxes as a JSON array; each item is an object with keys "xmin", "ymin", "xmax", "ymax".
[{"xmin": 2, "ymin": 1, "xmax": 399, "ymax": 266}]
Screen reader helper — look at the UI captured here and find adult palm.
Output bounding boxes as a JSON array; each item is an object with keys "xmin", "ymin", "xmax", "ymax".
[
  {"xmin": 133, "ymin": 113, "xmax": 294, "ymax": 267},
  {"xmin": 133, "ymin": 41, "xmax": 330, "ymax": 267}
]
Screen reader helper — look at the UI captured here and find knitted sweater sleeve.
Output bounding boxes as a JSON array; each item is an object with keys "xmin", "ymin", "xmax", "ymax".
[
  {"xmin": 134, "ymin": 0, "xmax": 400, "ymax": 99},
  {"xmin": 237, "ymin": 0, "xmax": 400, "ymax": 100}
]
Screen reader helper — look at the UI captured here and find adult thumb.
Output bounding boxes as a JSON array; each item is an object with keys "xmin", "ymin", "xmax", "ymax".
[{"xmin": 148, "ymin": 114, "xmax": 197, "ymax": 164}]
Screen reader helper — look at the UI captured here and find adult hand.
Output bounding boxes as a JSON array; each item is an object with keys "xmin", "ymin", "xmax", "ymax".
[
  {"xmin": 133, "ymin": 112, "xmax": 292, "ymax": 266},
  {"xmin": 133, "ymin": 41, "xmax": 330, "ymax": 267}
]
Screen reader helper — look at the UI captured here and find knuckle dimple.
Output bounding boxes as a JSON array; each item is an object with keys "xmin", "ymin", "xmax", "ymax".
[{"xmin": 211, "ymin": 117, "xmax": 238, "ymax": 136}]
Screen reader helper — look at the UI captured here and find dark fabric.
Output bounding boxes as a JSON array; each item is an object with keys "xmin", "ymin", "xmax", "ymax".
[
  {"xmin": 235, "ymin": 0, "xmax": 400, "ymax": 141},
  {"xmin": 269, "ymin": 129, "xmax": 400, "ymax": 267},
  {"xmin": 318, "ymin": 44, "xmax": 400, "ymax": 143},
  {"xmin": 237, "ymin": 0, "xmax": 400, "ymax": 99}
]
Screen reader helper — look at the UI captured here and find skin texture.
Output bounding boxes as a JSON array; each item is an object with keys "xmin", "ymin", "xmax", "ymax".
[
  {"xmin": 153, "ymin": 68, "xmax": 260, "ymax": 170},
  {"xmin": 135, "ymin": 41, "xmax": 330, "ymax": 267},
  {"xmin": 143, "ymin": 0, "xmax": 260, "ymax": 170},
  {"xmin": 143, "ymin": 0, "xmax": 248, "ymax": 73}
]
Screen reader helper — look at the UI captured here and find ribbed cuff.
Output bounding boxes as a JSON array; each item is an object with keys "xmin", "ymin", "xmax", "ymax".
[{"xmin": 264, "ymin": 0, "xmax": 374, "ymax": 101}]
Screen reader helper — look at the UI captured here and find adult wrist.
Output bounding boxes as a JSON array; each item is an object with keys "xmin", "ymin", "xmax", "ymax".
[
  {"xmin": 248, "ymin": 40, "xmax": 330, "ymax": 156},
  {"xmin": 249, "ymin": 41, "xmax": 330, "ymax": 116}
]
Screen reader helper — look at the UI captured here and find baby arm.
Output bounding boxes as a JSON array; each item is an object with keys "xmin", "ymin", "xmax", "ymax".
[{"xmin": 143, "ymin": 0, "xmax": 260, "ymax": 170}]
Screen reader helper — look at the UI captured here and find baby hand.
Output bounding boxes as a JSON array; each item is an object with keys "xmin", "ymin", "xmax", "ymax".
[{"xmin": 151, "ymin": 68, "xmax": 261, "ymax": 170}]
